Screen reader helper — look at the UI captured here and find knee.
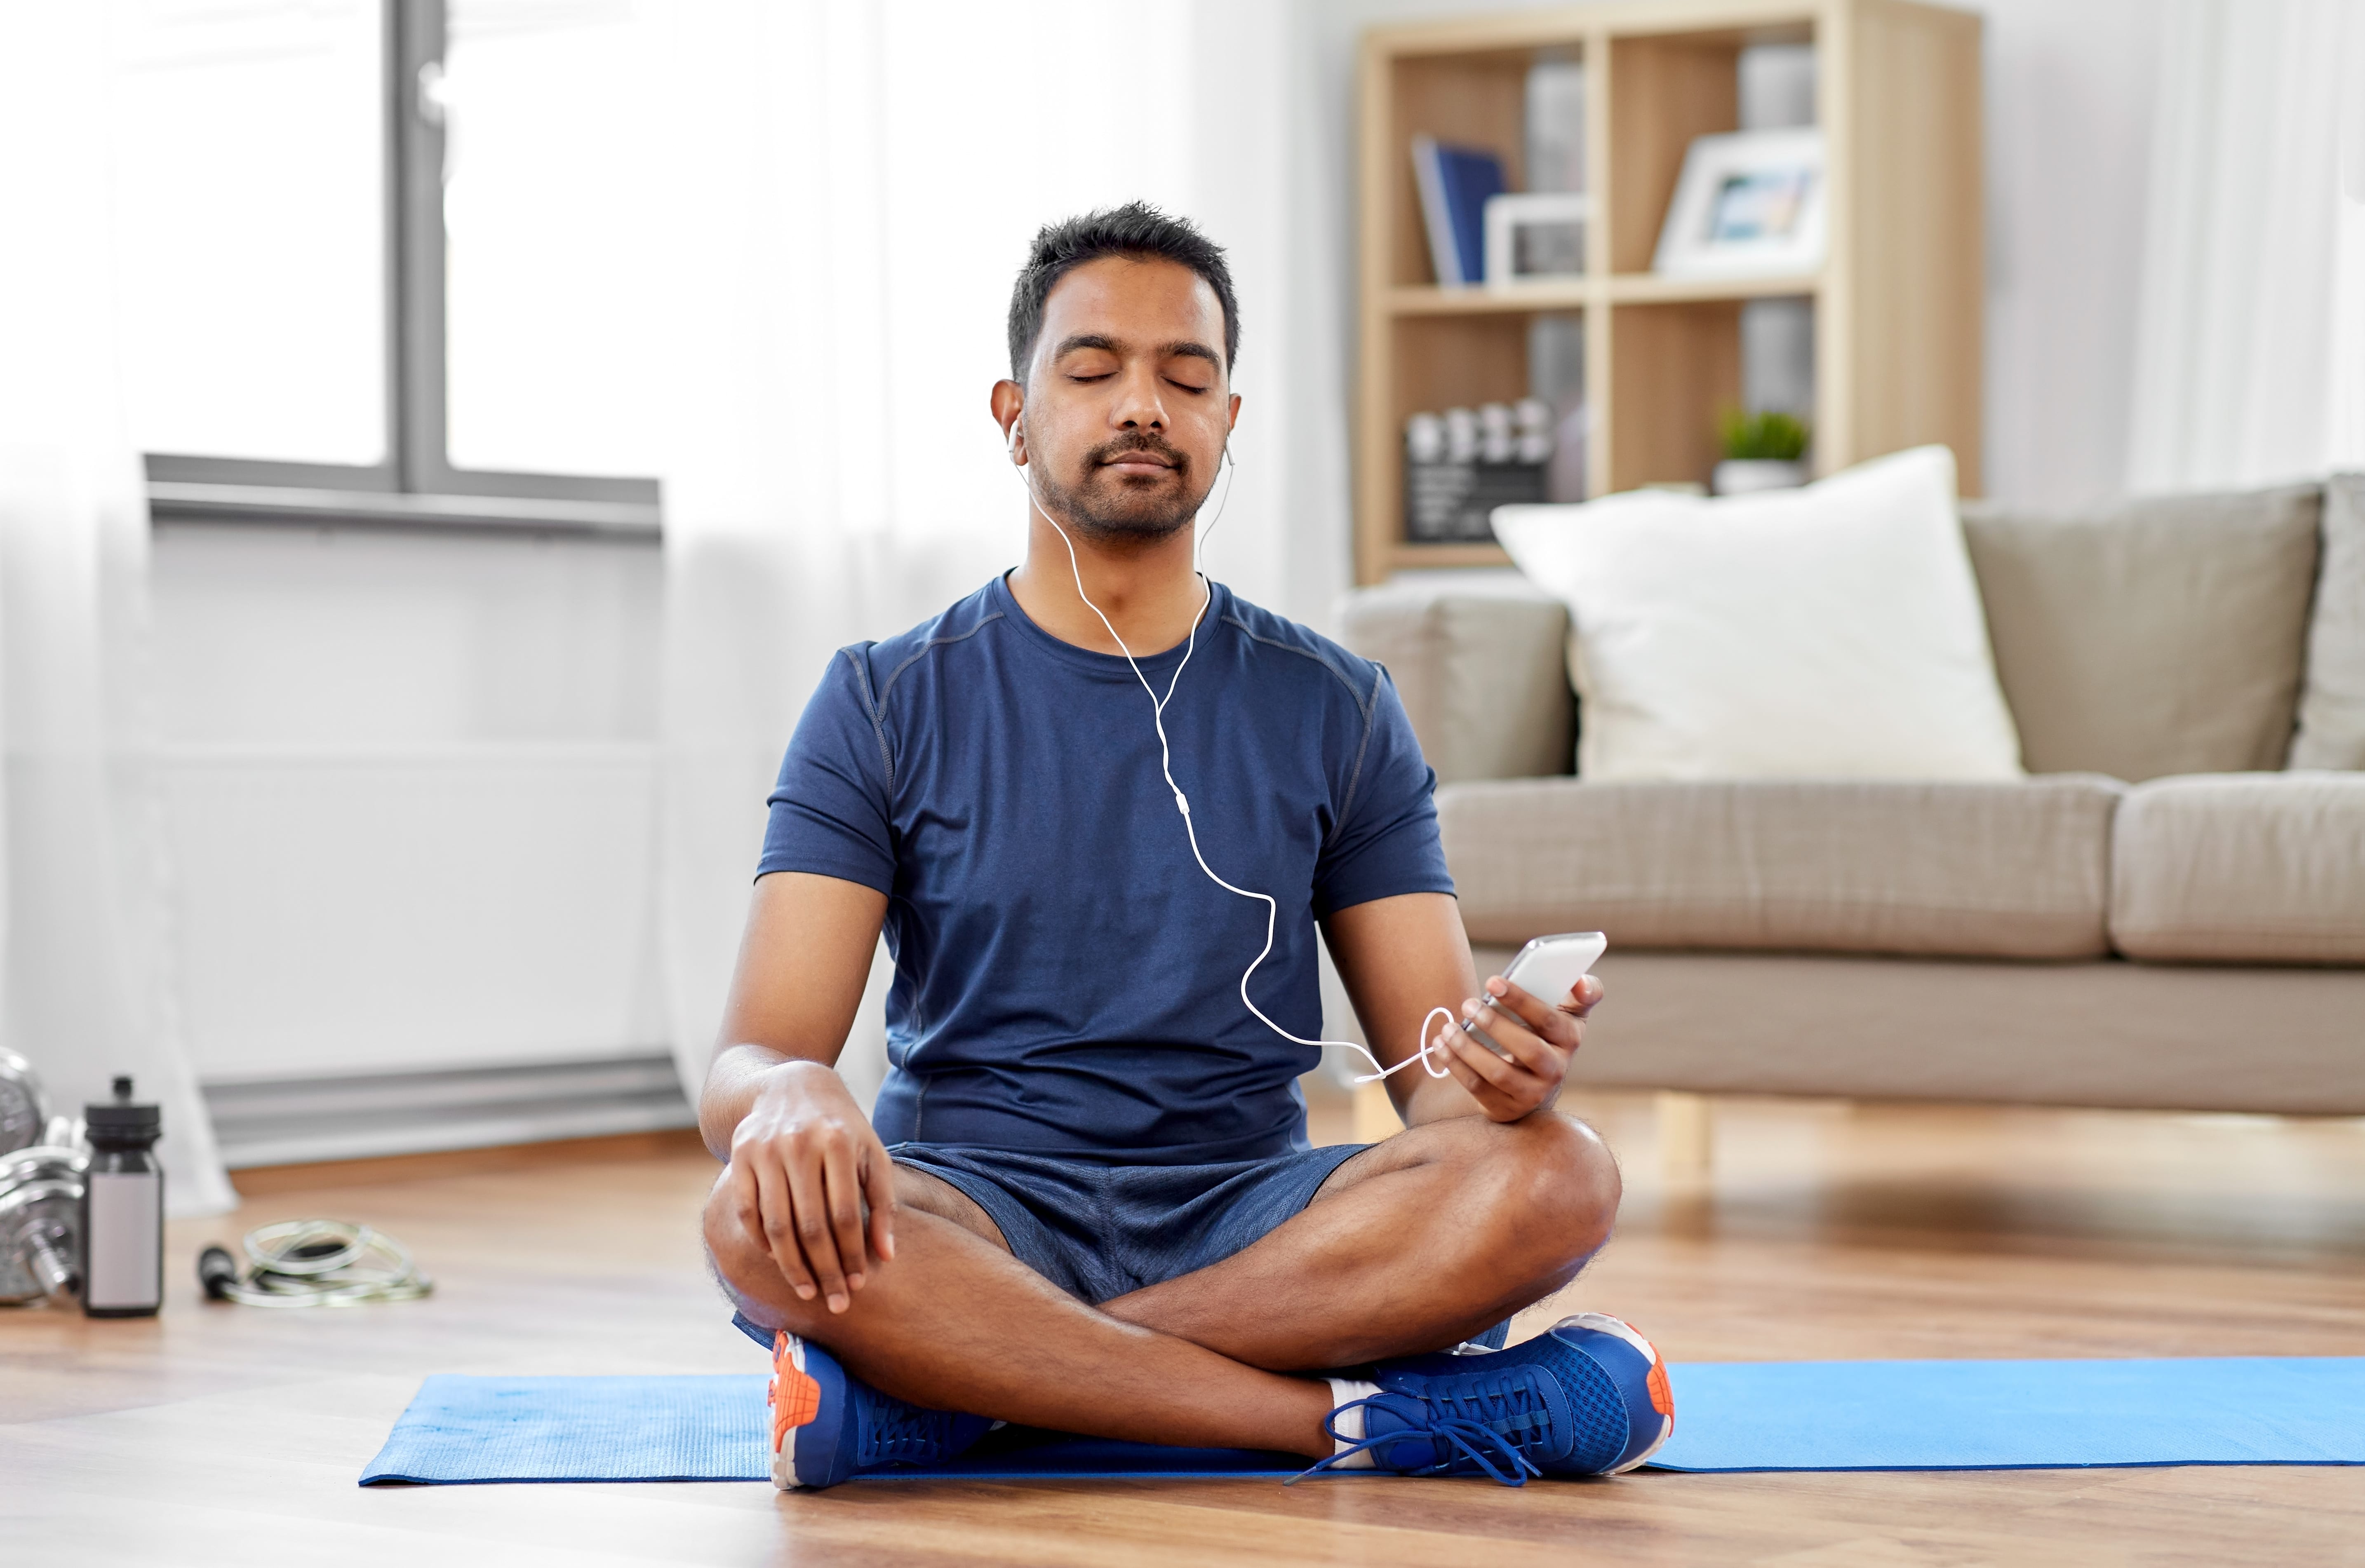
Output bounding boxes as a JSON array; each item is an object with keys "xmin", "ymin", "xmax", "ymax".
[
  {"xmin": 1474, "ymin": 1113, "xmax": 1620, "ymax": 1272},
  {"xmin": 701, "ymin": 1171, "xmax": 789, "ymax": 1327}
]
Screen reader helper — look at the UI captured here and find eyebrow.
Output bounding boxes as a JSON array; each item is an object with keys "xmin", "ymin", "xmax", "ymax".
[{"xmin": 1051, "ymin": 333, "xmax": 1223, "ymax": 370}]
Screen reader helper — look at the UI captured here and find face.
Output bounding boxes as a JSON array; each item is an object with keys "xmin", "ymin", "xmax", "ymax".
[{"xmin": 999, "ymin": 255, "xmax": 1239, "ymax": 543}]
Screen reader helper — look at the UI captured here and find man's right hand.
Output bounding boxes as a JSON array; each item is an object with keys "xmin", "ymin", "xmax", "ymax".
[{"xmin": 723, "ymin": 1059, "xmax": 898, "ymax": 1314}]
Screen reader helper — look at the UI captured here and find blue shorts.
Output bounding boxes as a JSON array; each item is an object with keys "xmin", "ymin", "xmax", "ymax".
[
  {"xmin": 727, "ymin": 1140, "xmax": 1514, "ymax": 1353},
  {"xmin": 888, "ymin": 1140, "xmax": 1368, "ymax": 1305}
]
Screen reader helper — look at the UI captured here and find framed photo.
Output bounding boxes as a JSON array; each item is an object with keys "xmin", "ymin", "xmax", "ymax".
[
  {"xmin": 1483, "ymin": 192, "xmax": 1593, "ymax": 285},
  {"xmin": 1653, "ymin": 127, "xmax": 1826, "ymax": 278}
]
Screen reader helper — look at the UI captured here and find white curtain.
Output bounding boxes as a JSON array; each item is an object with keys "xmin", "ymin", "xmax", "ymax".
[
  {"xmin": 647, "ymin": 2, "xmax": 1329, "ymax": 1105},
  {"xmin": 0, "ymin": 5, "xmax": 234, "ymax": 1216},
  {"xmin": 2125, "ymin": 0, "xmax": 2365, "ymax": 490}
]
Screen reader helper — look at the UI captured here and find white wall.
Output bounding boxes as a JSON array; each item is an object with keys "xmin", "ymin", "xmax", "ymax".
[
  {"xmin": 1979, "ymin": 0, "xmax": 2163, "ymax": 506},
  {"xmin": 151, "ymin": 524, "xmax": 666, "ymax": 1085}
]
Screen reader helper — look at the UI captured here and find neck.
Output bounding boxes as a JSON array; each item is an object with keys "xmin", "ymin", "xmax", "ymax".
[{"xmin": 1007, "ymin": 502, "xmax": 1209, "ymax": 657}]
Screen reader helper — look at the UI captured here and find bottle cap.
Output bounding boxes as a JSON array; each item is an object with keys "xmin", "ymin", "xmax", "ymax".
[{"xmin": 85, "ymin": 1075, "xmax": 160, "ymax": 1142}]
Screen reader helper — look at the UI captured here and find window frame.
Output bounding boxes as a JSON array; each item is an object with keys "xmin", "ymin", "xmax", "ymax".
[{"xmin": 144, "ymin": 0, "xmax": 660, "ymax": 536}]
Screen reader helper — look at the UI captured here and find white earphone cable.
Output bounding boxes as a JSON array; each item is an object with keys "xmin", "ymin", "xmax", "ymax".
[{"xmin": 1013, "ymin": 432, "xmax": 1462, "ymax": 1085}]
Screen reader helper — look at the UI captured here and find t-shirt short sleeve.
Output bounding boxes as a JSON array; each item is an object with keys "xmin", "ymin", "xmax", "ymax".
[
  {"xmin": 758, "ymin": 647, "xmax": 898, "ymax": 893},
  {"xmin": 1312, "ymin": 664, "xmax": 1455, "ymax": 916}
]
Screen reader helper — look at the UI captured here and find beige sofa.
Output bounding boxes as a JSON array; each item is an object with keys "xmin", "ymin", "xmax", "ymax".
[{"xmin": 1340, "ymin": 478, "xmax": 2365, "ymax": 1116}]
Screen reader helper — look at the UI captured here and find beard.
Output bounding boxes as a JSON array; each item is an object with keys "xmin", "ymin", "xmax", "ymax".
[{"xmin": 1030, "ymin": 432, "xmax": 1213, "ymax": 543}]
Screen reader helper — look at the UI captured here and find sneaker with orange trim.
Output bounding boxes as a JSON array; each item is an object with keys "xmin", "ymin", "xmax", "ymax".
[
  {"xmin": 767, "ymin": 1331, "xmax": 992, "ymax": 1489},
  {"xmin": 1298, "ymin": 1312, "xmax": 1674, "ymax": 1485}
]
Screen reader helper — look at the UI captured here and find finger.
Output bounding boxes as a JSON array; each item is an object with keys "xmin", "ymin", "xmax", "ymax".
[
  {"xmin": 1483, "ymin": 978, "xmax": 1582, "ymax": 1049},
  {"xmin": 1465, "ymin": 999, "xmax": 1559, "ymax": 1075},
  {"xmin": 1565, "ymin": 974, "xmax": 1604, "ymax": 1016},
  {"xmin": 1458, "ymin": 998, "xmax": 1566, "ymax": 1101},
  {"xmin": 1446, "ymin": 1030, "xmax": 1533, "ymax": 1118},
  {"xmin": 749, "ymin": 1156, "xmax": 817, "ymax": 1303},
  {"xmin": 726, "ymin": 1159, "xmax": 774, "ymax": 1276},
  {"xmin": 863, "ymin": 1142, "xmax": 898, "ymax": 1264},
  {"xmin": 782, "ymin": 1144, "xmax": 851, "ymax": 1314},
  {"xmin": 1446, "ymin": 1016, "xmax": 1526, "ymax": 1094},
  {"xmin": 1480, "ymin": 1008, "xmax": 1569, "ymax": 1093},
  {"xmin": 1433, "ymin": 1025, "xmax": 1492, "ymax": 1099},
  {"xmin": 819, "ymin": 1134, "xmax": 869, "ymax": 1292}
]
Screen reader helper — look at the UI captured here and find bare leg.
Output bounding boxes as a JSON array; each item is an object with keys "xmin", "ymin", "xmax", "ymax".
[
  {"xmin": 1100, "ymin": 1111, "xmax": 1619, "ymax": 1369},
  {"xmin": 705, "ymin": 1168, "xmax": 1338, "ymax": 1458}
]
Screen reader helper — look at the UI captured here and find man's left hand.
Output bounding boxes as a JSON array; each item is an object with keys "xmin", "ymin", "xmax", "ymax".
[{"xmin": 1439, "ymin": 973, "xmax": 1603, "ymax": 1122}]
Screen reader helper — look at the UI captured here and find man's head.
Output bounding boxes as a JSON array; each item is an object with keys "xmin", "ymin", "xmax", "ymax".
[{"xmin": 994, "ymin": 204, "xmax": 1241, "ymax": 545}]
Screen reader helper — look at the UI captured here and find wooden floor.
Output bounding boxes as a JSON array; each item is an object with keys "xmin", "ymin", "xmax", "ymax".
[{"xmin": 3, "ymin": 1092, "xmax": 2361, "ymax": 1566}]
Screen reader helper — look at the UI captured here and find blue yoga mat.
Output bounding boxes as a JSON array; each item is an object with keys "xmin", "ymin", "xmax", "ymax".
[
  {"xmin": 1653, "ymin": 1358, "xmax": 2365, "ymax": 1472},
  {"xmin": 359, "ymin": 1359, "xmax": 2365, "ymax": 1485},
  {"xmin": 359, "ymin": 1374, "xmax": 1299, "ymax": 1483}
]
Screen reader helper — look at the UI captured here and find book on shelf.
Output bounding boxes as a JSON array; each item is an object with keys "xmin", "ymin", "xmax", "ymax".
[{"xmin": 1409, "ymin": 135, "xmax": 1505, "ymax": 288}]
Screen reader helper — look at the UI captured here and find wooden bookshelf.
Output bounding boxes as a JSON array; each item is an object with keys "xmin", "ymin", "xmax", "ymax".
[{"xmin": 1354, "ymin": 0, "xmax": 1983, "ymax": 583}]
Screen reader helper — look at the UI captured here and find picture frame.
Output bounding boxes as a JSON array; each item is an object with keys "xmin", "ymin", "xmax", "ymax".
[
  {"xmin": 1483, "ymin": 192, "xmax": 1593, "ymax": 286},
  {"xmin": 1653, "ymin": 127, "xmax": 1827, "ymax": 278}
]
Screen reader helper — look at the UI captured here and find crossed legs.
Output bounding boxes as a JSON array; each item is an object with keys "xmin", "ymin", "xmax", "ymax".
[{"xmin": 702, "ymin": 1112, "xmax": 1620, "ymax": 1460}]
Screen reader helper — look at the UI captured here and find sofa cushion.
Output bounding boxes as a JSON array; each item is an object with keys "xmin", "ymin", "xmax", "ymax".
[
  {"xmin": 1335, "ymin": 576, "xmax": 1573, "ymax": 785},
  {"xmin": 2110, "ymin": 773, "xmax": 2365, "ymax": 963},
  {"xmin": 1440, "ymin": 775, "xmax": 2122, "ymax": 959},
  {"xmin": 1960, "ymin": 485, "xmax": 2321, "ymax": 780},
  {"xmin": 2290, "ymin": 474, "xmax": 2365, "ymax": 769}
]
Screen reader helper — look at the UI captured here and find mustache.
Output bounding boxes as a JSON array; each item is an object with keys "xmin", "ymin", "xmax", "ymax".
[{"xmin": 1083, "ymin": 433, "xmax": 1189, "ymax": 472}]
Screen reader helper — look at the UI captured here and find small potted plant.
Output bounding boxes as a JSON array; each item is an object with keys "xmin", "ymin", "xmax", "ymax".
[{"xmin": 1712, "ymin": 409, "xmax": 1811, "ymax": 495}]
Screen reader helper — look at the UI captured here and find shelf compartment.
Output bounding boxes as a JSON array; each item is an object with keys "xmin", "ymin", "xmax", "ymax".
[
  {"xmin": 1378, "ymin": 49, "xmax": 1539, "ymax": 290},
  {"xmin": 1387, "ymin": 314, "xmax": 1540, "ymax": 429},
  {"xmin": 1368, "ymin": 312, "xmax": 1575, "ymax": 571},
  {"xmin": 1604, "ymin": 23, "xmax": 1820, "ymax": 275},
  {"xmin": 1605, "ymin": 298, "xmax": 1746, "ymax": 492}
]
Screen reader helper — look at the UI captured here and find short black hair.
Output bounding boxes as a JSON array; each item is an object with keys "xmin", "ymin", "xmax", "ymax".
[{"xmin": 1006, "ymin": 202, "xmax": 1239, "ymax": 383}]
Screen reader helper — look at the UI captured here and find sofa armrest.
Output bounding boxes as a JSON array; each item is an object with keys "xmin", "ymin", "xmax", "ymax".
[{"xmin": 1335, "ymin": 575, "xmax": 1573, "ymax": 784}]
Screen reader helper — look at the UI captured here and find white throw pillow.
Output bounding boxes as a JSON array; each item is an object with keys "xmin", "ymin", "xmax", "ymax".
[{"xmin": 1492, "ymin": 446, "xmax": 2024, "ymax": 781}]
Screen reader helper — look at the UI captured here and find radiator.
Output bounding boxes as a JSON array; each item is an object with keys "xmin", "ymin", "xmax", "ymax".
[{"xmin": 202, "ymin": 1051, "xmax": 695, "ymax": 1168}]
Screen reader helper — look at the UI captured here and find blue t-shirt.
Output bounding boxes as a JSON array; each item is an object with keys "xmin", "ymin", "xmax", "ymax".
[{"xmin": 758, "ymin": 573, "xmax": 1453, "ymax": 1164}]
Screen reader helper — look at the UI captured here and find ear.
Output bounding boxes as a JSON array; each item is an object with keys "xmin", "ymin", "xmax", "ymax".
[{"xmin": 991, "ymin": 379, "xmax": 1026, "ymax": 464}]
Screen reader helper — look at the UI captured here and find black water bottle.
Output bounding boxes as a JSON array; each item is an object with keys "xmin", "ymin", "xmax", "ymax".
[{"xmin": 81, "ymin": 1076, "xmax": 162, "ymax": 1317}]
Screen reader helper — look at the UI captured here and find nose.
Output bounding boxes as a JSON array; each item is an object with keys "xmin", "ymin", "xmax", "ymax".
[{"xmin": 1112, "ymin": 361, "xmax": 1169, "ymax": 434}]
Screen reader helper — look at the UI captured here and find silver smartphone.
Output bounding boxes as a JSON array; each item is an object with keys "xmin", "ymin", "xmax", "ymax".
[{"xmin": 1466, "ymin": 931, "xmax": 1607, "ymax": 1056}]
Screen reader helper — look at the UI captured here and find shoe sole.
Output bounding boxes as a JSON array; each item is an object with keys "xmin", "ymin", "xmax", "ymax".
[
  {"xmin": 1553, "ymin": 1312, "xmax": 1674, "ymax": 1473},
  {"xmin": 768, "ymin": 1331, "xmax": 826, "ymax": 1490}
]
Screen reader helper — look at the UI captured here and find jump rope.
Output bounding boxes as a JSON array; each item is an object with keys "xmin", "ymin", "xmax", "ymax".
[{"xmin": 1007, "ymin": 419, "xmax": 1469, "ymax": 1088}]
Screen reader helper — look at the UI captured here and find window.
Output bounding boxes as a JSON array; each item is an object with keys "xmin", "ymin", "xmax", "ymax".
[{"xmin": 121, "ymin": 0, "xmax": 660, "ymax": 530}]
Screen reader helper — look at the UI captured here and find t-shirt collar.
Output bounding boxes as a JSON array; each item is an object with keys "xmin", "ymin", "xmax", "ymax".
[{"xmin": 990, "ymin": 570, "xmax": 1226, "ymax": 681}]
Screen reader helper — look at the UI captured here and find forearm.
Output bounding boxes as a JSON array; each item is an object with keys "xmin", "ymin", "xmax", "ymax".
[
  {"xmin": 697, "ymin": 871, "xmax": 891, "ymax": 1160},
  {"xmin": 1396, "ymin": 1067, "xmax": 1491, "ymax": 1128}
]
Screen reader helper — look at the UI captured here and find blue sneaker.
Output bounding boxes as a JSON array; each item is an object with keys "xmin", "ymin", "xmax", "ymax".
[
  {"xmin": 1299, "ymin": 1313, "xmax": 1674, "ymax": 1486},
  {"xmin": 768, "ymin": 1331, "xmax": 992, "ymax": 1489}
]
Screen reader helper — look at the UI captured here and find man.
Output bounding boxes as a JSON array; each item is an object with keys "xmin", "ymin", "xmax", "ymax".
[{"xmin": 700, "ymin": 203, "xmax": 1669, "ymax": 1489}]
